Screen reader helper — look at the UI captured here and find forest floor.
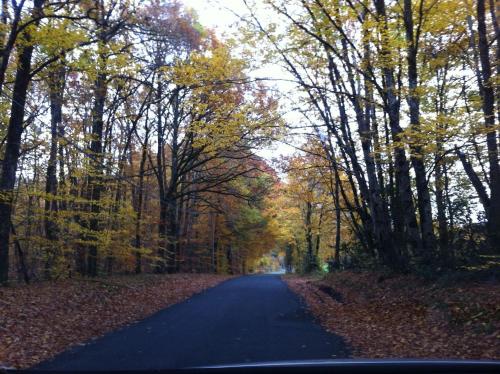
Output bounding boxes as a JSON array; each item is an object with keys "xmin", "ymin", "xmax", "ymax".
[
  {"xmin": 284, "ymin": 269, "xmax": 500, "ymax": 360},
  {"xmin": 0, "ymin": 273, "xmax": 231, "ymax": 369}
]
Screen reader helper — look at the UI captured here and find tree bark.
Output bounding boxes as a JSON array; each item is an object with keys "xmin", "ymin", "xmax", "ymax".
[
  {"xmin": 0, "ymin": 0, "xmax": 44, "ymax": 284},
  {"xmin": 43, "ymin": 64, "xmax": 66, "ymax": 277},
  {"xmin": 314, "ymin": 206, "xmax": 323, "ymax": 257},
  {"xmin": 155, "ymin": 74, "xmax": 168, "ymax": 273},
  {"xmin": 374, "ymin": 0, "xmax": 419, "ymax": 267},
  {"xmin": 358, "ymin": 17, "xmax": 397, "ymax": 266},
  {"xmin": 165, "ymin": 89, "xmax": 181, "ymax": 273},
  {"xmin": 84, "ymin": 67, "xmax": 107, "ymax": 277},
  {"xmin": 455, "ymin": 147, "xmax": 490, "ymax": 212},
  {"xmin": 134, "ymin": 125, "xmax": 149, "ymax": 274},
  {"xmin": 0, "ymin": 3, "xmax": 23, "ymax": 95},
  {"xmin": 334, "ymin": 175, "xmax": 341, "ymax": 266},
  {"xmin": 403, "ymin": 0, "xmax": 437, "ymax": 260},
  {"xmin": 488, "ymin": 0, "xmax": 500, "ymax": 124},
  {"xmin": 476, "ymin": 0, "xmax": 500, "ymax": 251},
  {"xmin": 11, "ymin": 222, "xmax": 29, "ymax": 284},
  {"xmin": 304, "ymin": 199, "xmax": 316, "ymax": 272},
  {"xmin": 435, "ymin": 153, "xmax": 449, "ymax": 262}
]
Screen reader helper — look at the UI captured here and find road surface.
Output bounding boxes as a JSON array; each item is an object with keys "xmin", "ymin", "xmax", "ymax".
[{"xmin": 36, "ymin": 275, "xmax": 349, "ymax": 370}]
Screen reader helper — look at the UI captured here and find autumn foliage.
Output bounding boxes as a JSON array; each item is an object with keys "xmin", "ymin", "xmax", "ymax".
[
  {"xmin": 285, "ymin": 272, "xmax": 500, "ymax": 360},
  {"xmin": 0, "ymin": 0, "xmax": 281, "ymax": 282},
  {"xmin": 0, "ymin": 0, "xmax": 499, "ymax": 367}
]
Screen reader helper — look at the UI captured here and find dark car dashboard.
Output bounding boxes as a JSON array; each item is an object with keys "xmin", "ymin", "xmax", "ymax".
[
  {"xmin": 6, "ymin": 360, "xmax": 500, "ymax": 374},
  {"xmin": 197, "ymin": 360, "xmax": 500, "ymax": 374}
]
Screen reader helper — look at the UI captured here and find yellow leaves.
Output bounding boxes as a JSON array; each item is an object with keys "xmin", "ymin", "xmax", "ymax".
[
  {"xmin": 421, "ymin": 0, "xmax": 468, "ymax": 36},
  {"xmin": 75, "ymin": 39, "xmax": 137, "ymax": 83},
  {"xmin": 12, "ymin": 181, "xmax": 139, "ymax": 273},
  {"xmin": 0, "ymin": 21, "xmax": 10, "ymax": 41},
  {"xmin": 169, "ymin": 46, "xmax": 245, "ymax": 87},
  {"xmin": 163, "ymin": 44, "xmax": 280, "ymax": 157},
  {"xmin": 34, "ymin": 19, "xmax": 88, "ymax": 57},
  {"xmin": 266, "ymin": 149, "xmax": 351, "ymax": 264}
]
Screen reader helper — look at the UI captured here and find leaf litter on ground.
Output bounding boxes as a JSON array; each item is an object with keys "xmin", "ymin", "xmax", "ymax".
[{"xmin": 284, "ymin": 271, "xmax": 499, "ymax": 360}]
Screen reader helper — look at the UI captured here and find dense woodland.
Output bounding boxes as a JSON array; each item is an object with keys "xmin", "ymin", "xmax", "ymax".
[
  {"xmin": 0, "ymin": 0, "xmax": 499, "ymax": 284},
  {"xmin": 256, "ymin": 0, "xmax": 500, "ymax": 273}
]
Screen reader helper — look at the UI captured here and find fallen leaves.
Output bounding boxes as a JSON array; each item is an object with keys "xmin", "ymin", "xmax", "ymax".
[
  {"xmin": 0, "ymin": 274, "xmax": 231, "ymax": 369},
  {"xmin": 284, "ymin": 271, "xmax": 500, "ymax": 360}
]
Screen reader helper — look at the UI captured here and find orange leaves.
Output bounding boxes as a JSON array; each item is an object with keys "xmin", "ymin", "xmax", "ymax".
[
  {"xmin": 284, "ymin": 272, "xmax": 500, "ymax": 360},
  {"xmin": 0, "ymin": 274, "xmax": 231, "ymax": 369}
]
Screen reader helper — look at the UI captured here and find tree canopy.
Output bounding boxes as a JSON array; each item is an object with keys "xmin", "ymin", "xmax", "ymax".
[{"xmin": 0, "ymin": 0, "xmax": 499, "ymax": 283}]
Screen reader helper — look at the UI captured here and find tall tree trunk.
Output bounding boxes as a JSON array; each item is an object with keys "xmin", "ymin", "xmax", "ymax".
[
  {"xmin": 165, "ymin": 195, "xmax": 178, "ymax": 273},
  {"xmin": 477, "ymin": 0, "xmax": 500, "ymax": 251},
  {"xmin": 334, "ymin": 175, "xmax": 341, "ymax": 267},
  {"xmin": 155, "ymin": 75, "xmax": 168, "ymax": 273},
  {"xmin": 85, "ymin": 67, "xmax": 107, "ymax": 277},
  {"xmin": 210, "ymin": 211, "xmax": 217, "ymax": 273},
  {"xmin": 226, "ymin": 246, "xmax": 233, "ymax": 275},
  {"xmin": 44, "ymin": 64, "xmax": 66, "ymax": 278},
  {"xmin": 0, "ymin": 3, "xmax": 22, "ymax": 96},
  {"xmin": 488, "ymin": 0, "xmax": 500, "ymax": 124},
  {"xmin": 83, "ymin": 21, "xmax": 109, "ymax": 277},
  {"xmin": 134, "ymin": 126, "xmax": 149, "ymax": 274},
  {"xmin": 358, "ymin": 17, "xmax": 397, "ymax": 266},
  {"xmin": 166, "ymin": 89, "xmax": 180, "ymax": 273},
  {"xmin": 435, "ymin": 152, "xmax": 449, "ymax": 262},
  {"xmin": 403, "ymin": 0, "xmax": 436, "ymax": 260},
  {"xmin": 285, "ymin": 243, "xmax": 293, "ymax": 273},
  {"xmin": 0, "ymin": 0, "xmax": 44, "ymax": 284},
  {"xmin": 314, "ymin": 206, "xmax": 323, "ymax": 257},
  {"xmin": 374, "ymin": 0, "xmax": 419, "ymax": 267},
  {"xmin": 157, "ymin": 197, "xmax": 167, "ymax": 272},
  {"xmin": 434, "ymin": 67, "xmax": 450, "ymax": 262},
  {"xmin": 304, "ymin": 200, "xmax": 316, "ymax": 272}
]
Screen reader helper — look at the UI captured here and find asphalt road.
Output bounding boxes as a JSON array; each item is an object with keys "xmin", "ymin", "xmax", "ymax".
[{"xmin": 36, "ymin": 275, "xmax": 349, "ymax": 370}]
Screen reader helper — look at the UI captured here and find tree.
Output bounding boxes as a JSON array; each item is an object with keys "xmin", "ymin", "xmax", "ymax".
[
  {"xmin": 242, "ymin": 0, "xmax": 497, "ymax": 271},
  {"xmin": 0, "ymin": 0, "xmax": 45, "ymax": 284}
]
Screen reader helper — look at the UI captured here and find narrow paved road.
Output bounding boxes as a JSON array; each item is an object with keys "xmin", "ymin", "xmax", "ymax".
[{"xmin": 36, "ymin": 275, "xmax": 349, "ymax": 370}]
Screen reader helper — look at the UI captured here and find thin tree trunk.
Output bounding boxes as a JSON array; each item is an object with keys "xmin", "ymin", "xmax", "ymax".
[
  {"xmin": 435, "ymin": 153, "xmax": 449, "ymax": 262},
  {"xmin": 11, "ymin": 222, "xmax": 29, "ymax": 284},
  {"xmin": 84, "ymin": 67, "xmax": 107, "ymax": 277},
  {"xmin": 403, "ymin": 0, "xmax": 436, "ymax": 260},
  {"xmin": 44, "ymin": 64, "xmax": 66, "ymax": 277},
  {"xmin": 0, "ymin": 3, "xmax": 22, "ymax": 96},
  {"xmin": 155, "ymin": 75, "xmax": 167, "ymax": 273},
  {"xmin": 166, "ymin": 89, "xmax": 180, "ymax": 273},
  {"xmin": 226, "ymin": 246, "xmax": 233, "ymax": 275},
  {"xmin": 165, "ymin": 195, "xmax": 178, "ymax": 273},
  {"xmin": 488, "ymin": 0, "xmax": 500, "ymax": 124},
  {"xmin": 210, "ymin": 211, "xmax": 217, "ymax": 273},
  {"xmin": 304, "ymin": 199, "xmax": 315, "ymax": 272},
  {"xmin": 334, "ymin": 176, "xmax": 341, "ymax": 266},
  {"xmin": 455, "ymin": 147, "xmax": 490, "ymax": 212},
  {"xmin": 134, "ymin": 126, "xmax": 149, "ymax": 274},
  {"xmin": 314, "ymin": 206, "xmax": 323, "ymax": 257}
]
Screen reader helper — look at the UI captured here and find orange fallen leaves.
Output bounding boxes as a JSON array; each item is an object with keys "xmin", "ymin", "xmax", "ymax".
[
  {"xmin": 284, "ymin": 272, "xmax": 500, "ymax": 360},
  {"xmin": 0, "ymin": 274, "xmax": 231, "ymax": 369}
]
